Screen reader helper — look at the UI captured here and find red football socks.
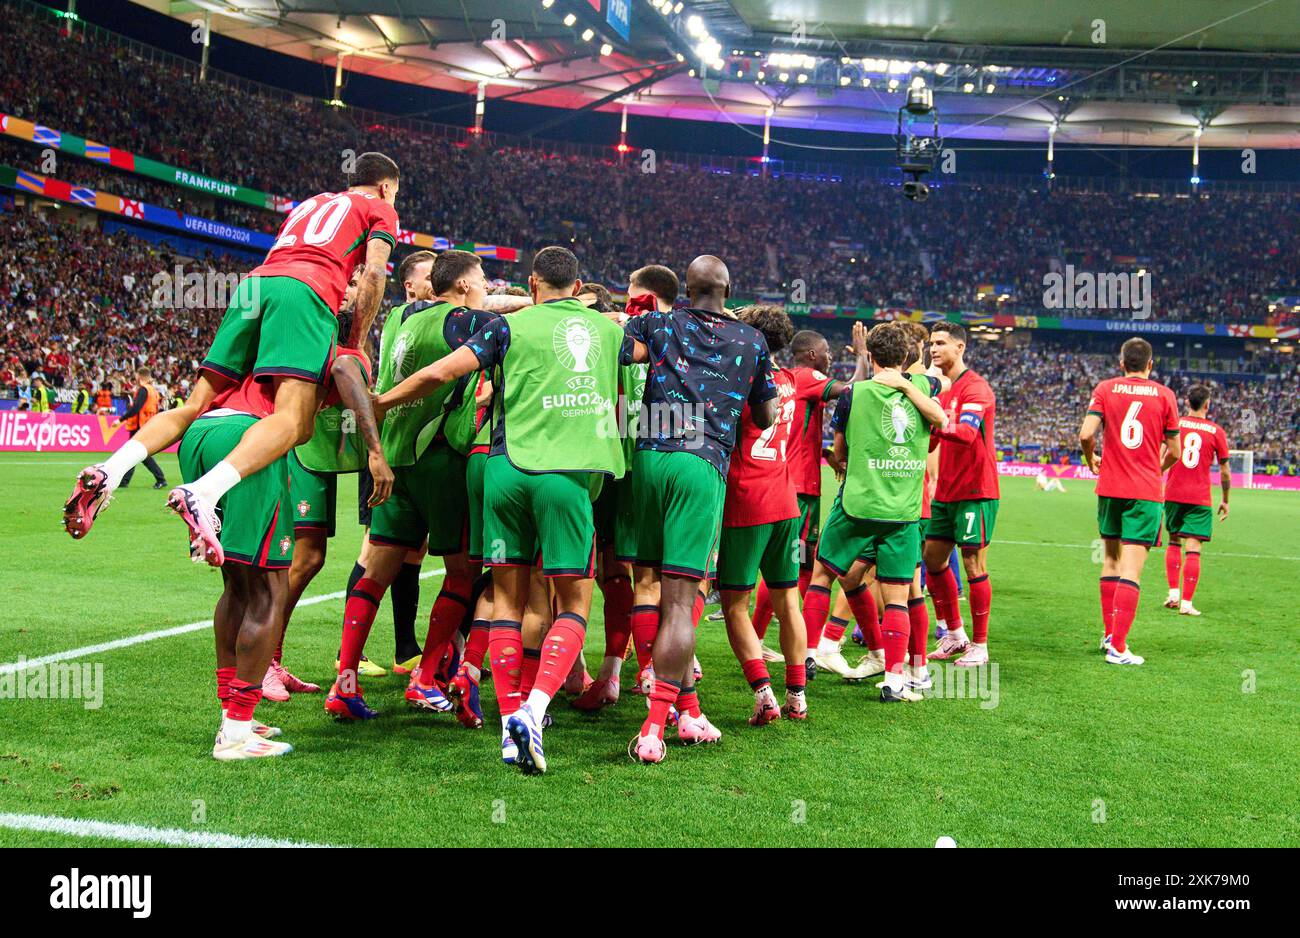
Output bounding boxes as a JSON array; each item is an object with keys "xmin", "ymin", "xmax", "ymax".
[
  {"xmin": 1182, "ymin": 551, "xmax": 1201, "ymax": 601},
  {"xmin": 641, "ymin": 678, "xmax": 681, "ymax": 738},
  {"xmin": 520, "ymin": 648, "xmax": 541, "ymax": 697},
  {"xmin": 463, "ymin": 619, "xmax": 490, "ymax": 673},
  {"xmin": 881, "ymin": 603, "xmax": 910, "ymax": 675},
  {"xmin": 216, "ymin": 665, "xmax": 236, "ymax": 707},
  {"xmin": 1100, "ymin": 576, "xmax": 1119, "ymax": 638},
  {"xmin": 907, "ymin": 597, "xmax": 929, "ymax": 667},
  {"xmin": 601, "ymin": 575, "xmax": 633, "ymax": 659},
  {"xmin": 226, "ymin": 678, "xmax": 262, "ymax": 722},
  {"xmin": 415, "ymin": 577, "xmax": 472, "ymax": 683},
  {"xmin": 631, "ymin": 604, "xmax": 659, "ymax": 671},
  {"xmin": 845, "ymin": 584, "xmax": 883, "ymax": 651},
  {"xmin": 677, "ymin": 687, "xmax": 701, "ymax": 718},
  {"xmin": 1110, "ymin": 579, "xmax": 1140, "ymax": 653},
  {"xmin": 338, "ymin": 577, "xmax": 384, "ymax": 691},
  {"xmin": 927, "ymin": 564, "xmax": 963, "ymax": 631},
  {"xmin": 741, "ymin": 657, "xmax": 771, "ymax": 689},
  {"xmin": 823, "ymin": 615, "xmax": 850, "ymax": 644},
  {"xmin": 1165, "ymin": 544, "xmax": 1182, "ymax": 590},
  {"xmin": 752, "ymin": 581, "xmax": 774, "ymax": 639},
  {"xmin": 784, "ymin": 662, "xmax": 806, "ymax": 694},
  {"xmin": 487, "ymin": 620, "xmax": 524, "ymax": 716},
  {"xmin": 803, "ymin": 584, "xmax": 831, "ymax": 649},
  {"xmin": 968, "ymin": 574, "xmax": 991, "ymax": 644},
  {"xmin": 532, "ymin": 612, "xmax": 587, "ymax": 701}
]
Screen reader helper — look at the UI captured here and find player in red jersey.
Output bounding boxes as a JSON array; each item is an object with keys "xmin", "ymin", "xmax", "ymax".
[
  {"xmin": 715, "ymin": 305, "xmax": 808, "ymax": 724},
  {"xmin": 1161, "ymin": 385, "xmax": 1231, "ymax": 617},
  {"xmin": 1079, "ymin": 338, "xmax": 1181, "ymax": 665},
  {"xmin": 751, "ymin": 328, "xmax": 865, "ymax": 676},
  {"xmin": 924, "ymin": 322, "xmax": 999, "ymax": 668},
  {"xmin": 165, "ymin": 154, "xmax": 400, "ymax": 566}
]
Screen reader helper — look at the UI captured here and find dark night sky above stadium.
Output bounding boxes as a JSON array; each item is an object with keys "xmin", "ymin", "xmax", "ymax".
[{"xmin": 72, "ymin": 0, "xmax": 1298, "ymax": 182}]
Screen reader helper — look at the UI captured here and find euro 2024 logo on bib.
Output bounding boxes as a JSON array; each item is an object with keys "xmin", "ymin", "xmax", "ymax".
[
  {"xmin": 553, "ymin": 316, "xmax": 600, "ymax": 373},
  {"xmin": 389, "ymin": 331, "xmax": 412, "ymax": 384},
  {"xmin": 882, "ymin": 398, "xmax": 918, "ymax": 448}
]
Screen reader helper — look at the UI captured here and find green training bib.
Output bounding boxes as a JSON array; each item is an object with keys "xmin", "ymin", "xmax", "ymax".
[{"xmin": 841, "ymin": 373, "xmax": 933, "ymax": 523}]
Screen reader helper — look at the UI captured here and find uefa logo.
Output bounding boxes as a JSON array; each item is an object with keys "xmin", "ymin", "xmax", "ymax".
[{"xmin": 553, "ymin": 316, "xmax": 599, "ymax": 373}]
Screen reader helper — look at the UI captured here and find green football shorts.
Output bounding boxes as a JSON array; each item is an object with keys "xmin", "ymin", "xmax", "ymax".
[
  {"xmin": 1164, "ymin": 501, "xmax": 1214, "ymax": 541},
  {"xmin": 715, "ymin": 516, "xmax": 801, "ymax": 593},
  {"xmin": 632, "ymin": 449, "xmax": 724, "ymax": 580},
  {"xmin": 201, "ymin": 276, "xmax": 337, "ymax": 385},
  {"xmin": 482, "ymin": 455, "xmax": 598, "ymax": 577},
  {"xmin": 179, "ymin": 413, "xmax": 294, "ymax": 568},
  {"xmin": 288, "ymin": 451, "xmax": 337, "ymax": 537},
  {"xmin": 818, "ymin": 497, "xmax": 921, "ymax": 583},
  {"xmin": 1098, "ymin": 496, "xmax": 1162, "ymax": 546},
  {"xmin": 925, "ymin": 498, "xmax": 999, "ymax": 548},
  {"xmin": 370, "ymin": 442, "xmax": 468, "ymax": 554},
  {"xmin": 466, "ymin": 450, "xmax": 489, "ymax": 562},
  {"xmin": 796, "ymin": 492, "xmax": 822, "ymax": 569}
]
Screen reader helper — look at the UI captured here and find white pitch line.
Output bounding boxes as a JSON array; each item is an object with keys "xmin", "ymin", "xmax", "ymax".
[
  {"xmin": 998, "ymin": 539, "xmax": 1300, "ymax": 563},
  {"xmin": 0, "ymin": 812, "xmax": 339, "ymax": 848},
  {"xmin": 0, "ymin": 568, "xmax": 445, "ymax": 676}
]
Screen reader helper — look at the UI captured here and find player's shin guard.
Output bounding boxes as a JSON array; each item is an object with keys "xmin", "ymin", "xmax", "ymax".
[
  {"xmin": 907, "ymin": 597, "xmax": 929, "ymax": 667},
  {"xmin": 752, "ymin": 581, "xmax": 775, "ymax": 639},
  {"xmin": 803, "ymin": 584, "xmax": 831, "ymax": 649},
  {"xmin": 601, "ymin": 575, "xmax": 634, "ymax": 660},
  {"xmin": 880, "ymin": 604, "xmax": 910, "ymax": 675},
  {"xmin": 529, "ymin": 613, "xmax": 587, "ymax": 710},
  {"xmin": 641, "ymin": 678, "xmax": 681, "ymax": 739},
  {"xmin": 631, "ymin": 604, "xmax": 659, "ymax": 671},
  {"xmin": 1110, "ymin": 579, "xmax": 1140, "ymax": 653},
  {"xmin": 1100, "ymin": 576, "xmax": 1120, "ymax": 638},
  {"xmin": 415, "ymin": 578, "xmax": 473, "ymax": 681},
  {"xmin": 339, "ymin": 578, "xmax": 384, "ymax": 691},
  {"xmin": 968, "ymin": 574, "xmax": 991, "ymax": 645},
  {"xmin": 845, "ymin": 583, "xmax": 883, "ymax": 651},
  {"xmin": 1182, "ymin": 552, "xmax": 1201, "ymax": 601},
  {"xmin": 1165, "ymin": 544, "xmax": 1182, "ymax": 591},
  {"xmin": 488, "ymin": 620, "xmax": 524, "ymax": 716}
]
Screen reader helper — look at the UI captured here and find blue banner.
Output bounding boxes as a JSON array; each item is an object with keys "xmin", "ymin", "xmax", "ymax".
[{"xmin": 606, "ymin": 0, "xmax": 631, "ymax": 41}]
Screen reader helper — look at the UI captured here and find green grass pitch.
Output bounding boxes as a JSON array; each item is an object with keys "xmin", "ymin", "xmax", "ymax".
[{"xmin": 1, "ymin": 451, "xmax": 1296, "ymax": 847}]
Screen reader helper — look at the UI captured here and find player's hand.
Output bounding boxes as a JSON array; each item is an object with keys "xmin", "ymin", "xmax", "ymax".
[
  {"xmin": 367, "ymin": 452, "xmax": 394, "ymax": 507},
  {"xmin": 851, "ymin": 320, "xmax": 868, "ymax": 358},
  {"xmin": 1217, "ymin": 501, "xmax": 1229, "ymax": 521},
  {"xmin": 370, "ymin": 391, "xmax": 388, "ymax": 421},
  {"xmin": 871, "ymin": 369, "xmax": 909, "ymax": 390},
  {"xmin": 1084, "ymin": 453, "xmax": 1100, "ymax": 474}
]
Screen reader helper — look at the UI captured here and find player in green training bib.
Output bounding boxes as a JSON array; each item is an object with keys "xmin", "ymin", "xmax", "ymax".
[
  {"xmin": 817, "ymin": 322, "xmax": 948, "ymax": 703},
  {"xmin": 377, "ymin": 247, "xmax": 642, "ymax": 775},
  {"xmin": 325, "ymin": 251, "xmax": 503, "ymax": 723}
]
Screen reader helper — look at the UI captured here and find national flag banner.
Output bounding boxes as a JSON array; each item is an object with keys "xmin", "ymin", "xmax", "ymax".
[
  {"xmin": 0, "ymin": 114, "xmax": 36, "ymax": 141},
  {"xmin": 473, "ymin": 244, "xmax": 497, "ymax": 259},
  {"xmin": 85, "ymin": 140, "xmax": 135, "ymax": 171},
  {"xmin": 433, "ymin": 237, "xmax": 451, "ymax": 251},
  {"xmin": 1227, "ymin": 324, "xmax": 1252, "ymax": 337},
  {"xmin": 69, "ymin": 187, "xmax": 96, "ymax": 207},
  {"xmin": 455, "ymin": 241, "xmax": 475, "ymax": 252},
  {"xmin": 15, "ymin": 170, "xmax": 44, "ymax": 194},
  {"xmin": 43, "ymin": 177, "xmax": 73, "ymax": 202},
  {"xmin": 120, "ymin": 198, "xmax": 144, "ymax": 219},
  {"xmin": 1278, "ymin": 326, "xmax": 1299, "ymax": 339},
  {"xmin": 272, "ymin": 195, "xmax": 295, "ymax": 213},
  {"xmin": 494, "ymin": 246, "xmax": 518, "ymax": 262},
  {"xmin": 95, "ymin": 192, "xmax": 123, "ymax": 213},
  {"xmin": 396, "ymin": 228, "xmax": 417, "ymax": 245},
  {"xmin": 33, "ymin": 124, "xmax": 61, "ymax": 147}
]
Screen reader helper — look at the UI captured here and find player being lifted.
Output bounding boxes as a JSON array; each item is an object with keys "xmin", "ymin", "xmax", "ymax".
[
  {"xmin": 626, "ymin": 256, "xmax": 779, "ymax": 764},
  {"xmin": 715, "ymin": 305, "xmax": 808, "ymax": 725},
  {"xmin": 818, "ymin": 322, "xmax": 947, "ymax": 702},
  {"xmin": 378, "ymin": 246, "xmax": 636, "ymax": 774},
  {"xmin": 1079, "ymin": 337, "xmax": 1181, "ymax": 666},
  {"xmin": 1162, "ymin": 385, "xmax": 1230, "ymax": 617},
  {"xmin": 924, "ymin": 323, "xmax": 999, "ymax": 668},
  {"xmin": 130, "ymin": 154, "xmax": 398, "ymax": 563}
]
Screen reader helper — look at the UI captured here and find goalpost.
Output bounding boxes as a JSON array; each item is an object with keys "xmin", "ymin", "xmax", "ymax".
[{"xmin": 1228, "ymin": 450, "xmax": 1255, "ymax": 489}]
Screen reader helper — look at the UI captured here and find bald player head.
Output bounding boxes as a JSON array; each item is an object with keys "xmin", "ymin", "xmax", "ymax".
[{"xmin": 685, "ymin": 255, "xmax": 731, "ymax": 313}]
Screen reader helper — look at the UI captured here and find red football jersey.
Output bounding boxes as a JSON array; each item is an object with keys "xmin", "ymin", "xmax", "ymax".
[
  {"xmin": 207, "ymin": 347, "xmax": 367, "ymax": 418},
  {"xmin": 724, "ymin": 368, "xmax": 798, "ymax": 527},
  {"xmin": 252, "ymin": 191, "xmax": 399, "ymax": 311},
  {"xmin": 1164, "ymin": 416, "xmax": 1230, "ymax": 507},
  {"xmin": 788, "ymin": 366, "xmax": 837, "ymax": 497},
  {"xmin": 934, "ymin": 369, "xmax": 1000, "ymax": 502},
  {"xmin": 1087, "ymin": 376, "xmax": 1180, "ymax": 502}
]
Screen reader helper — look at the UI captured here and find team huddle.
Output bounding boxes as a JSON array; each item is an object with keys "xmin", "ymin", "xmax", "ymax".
[{"xmin": 59, "ymin": 153, "xmax": 1234, "ymax": 772}]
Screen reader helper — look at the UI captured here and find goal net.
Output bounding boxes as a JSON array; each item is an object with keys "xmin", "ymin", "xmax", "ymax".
[{"xmin": 1228, "ymin": 450, "xmax": 1254, "ymax": 488}]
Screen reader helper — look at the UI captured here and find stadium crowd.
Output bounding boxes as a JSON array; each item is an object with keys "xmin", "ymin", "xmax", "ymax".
[{"xmin": 1, "ymin": 1, "xmax": 1297, "ymax": 324}]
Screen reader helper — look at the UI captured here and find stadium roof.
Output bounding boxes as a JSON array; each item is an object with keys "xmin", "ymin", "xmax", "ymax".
[{"xmin": 130, "ymin": 1, "xmax": 1300, "ymax": 149}]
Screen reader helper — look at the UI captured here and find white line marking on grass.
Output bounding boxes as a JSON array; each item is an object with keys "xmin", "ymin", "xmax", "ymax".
[
  {"xmin": 0, "ymin": 568, "xmax": 445, "ymax": 675},
  {"xmin": 0, "ymin": 812, "xmax": 340, "ymax": 848},
  {"xmin": 999, "ymin": 539, "xmax": 1300, "ymax": 562}
]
